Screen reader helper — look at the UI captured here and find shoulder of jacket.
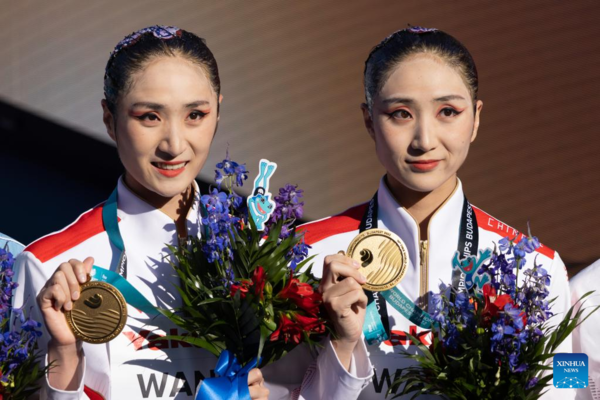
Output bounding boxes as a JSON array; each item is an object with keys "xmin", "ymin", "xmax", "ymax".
[
  {"xmin": 571, "ymin": 259, "xmax": 600, "ymax": 288},
  {"xmin": 299, "ymin": 202, "xmax": 368, "ymax": 246},
  {"xmin": 25, "ymin": 202, "xmax": 107, "ymax": 264},
  {"xmin": 472, "ymin": 205, "xmax": 555, "ymax": 260}
]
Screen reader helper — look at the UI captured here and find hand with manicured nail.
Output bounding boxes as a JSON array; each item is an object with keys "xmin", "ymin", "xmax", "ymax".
[
  {"xmin": 319, "ymin": 254, "xmax": 368, "ymax": 370},
  {"xmin": 36, "ymin": 257, "xmax": 94, "ymax": 390}
]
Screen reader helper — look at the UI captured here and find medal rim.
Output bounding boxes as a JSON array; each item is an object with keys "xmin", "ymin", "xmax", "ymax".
[
  {"xmin": 65, "ymin": 280, "xmax": 127, "ymax": 344},
  {"xmin": 347, "ymin": 229, "xmax": 409, "ymax": 292}
]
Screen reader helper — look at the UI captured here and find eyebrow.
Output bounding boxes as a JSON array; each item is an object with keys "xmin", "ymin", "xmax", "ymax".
[
  {"xmin": 434, "ymin": 95, "xmax": 466, "ymax": 102},
  {"xmin": 382, "ymin": 95, "xmax": 467, "ymax": 105},
  {"xmin": 184, "ymin": 100, "xmax": 210, "ymax": 108},
  {"xmin": 130, "ymin": 100, "xmax": 211, "ymax": 111},
  {"xmin": 131, "ymin": 102, "xmax": 165, "ymax": 110},
  {"xmin": 382, "ymin": 97, "xmax": 414, "ymax": 105}
]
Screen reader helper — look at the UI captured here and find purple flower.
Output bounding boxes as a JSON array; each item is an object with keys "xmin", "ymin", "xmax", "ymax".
[
  {"xmin": 492, "ymin": 321, "xmax": 514, "ymax": 342},
  {"xmin": 265, "ymin": 184, "xmax": 305, "ymax": 241},
  {"xmin": 526, "ymin": 377, "xmax": 539, "ymax": 390},
  {"xmin": 288, "ymin": 240, "xmax": 311, "ymax": 271},
  {"xmin": 215, "ymin": 152, "xmax": 248, "ymax": 189},
  {"xmin": 201, "ymin": 189, "xmax": 228, "ymax": 214},
  {"xmin": 498, "ymin": 237, "xmax": 511, "ymax": 253}
]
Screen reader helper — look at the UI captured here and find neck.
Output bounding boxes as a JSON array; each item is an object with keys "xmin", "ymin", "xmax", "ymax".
[
  {"xmin": 385, "ymin": 175, "xmax": 458, "ymax": 240},
  {"xmin": 123, "ymin": 173, "xmax": 195, "ymax": 238}
]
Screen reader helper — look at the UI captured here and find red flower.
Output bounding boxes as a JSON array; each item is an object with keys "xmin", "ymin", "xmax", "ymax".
[
  {"xmin": 483, "ymin": 284, "xmax": 512, "ymax": 317},
  {"xmin": 279, "ymin": 278, "xmax": 322, "ymax": 315},
  {"xmin": 270, "ymin": 314, "xmax": 303, "ymax": 344},
  {"xmin": 481, "ymin": 284, "xmax": 526, "ymax": 327},
  {"xmin": 294, "ymin": 293, "xmax": 322, "ymax": 316},
  {"xmin": 252, "ymin": 266, "xmax": 266, "ymax": 300},
  {"xmin": 294, "ymin": 314, "xmax": 325, "ymax": 335},
  {"xmin": 230, "ymin": 280, "xmax": 253, "ymax": 299}
]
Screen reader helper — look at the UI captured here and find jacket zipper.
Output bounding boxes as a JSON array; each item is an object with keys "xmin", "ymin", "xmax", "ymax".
[{"xmin": 419, "ymin": 239, "xmax": 429, "ymax": 303}]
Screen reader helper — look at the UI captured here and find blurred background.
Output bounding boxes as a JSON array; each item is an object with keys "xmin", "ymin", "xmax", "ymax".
[{"xmin": 0, "ymin": 0, "xmax": 598, "ymax": 276}]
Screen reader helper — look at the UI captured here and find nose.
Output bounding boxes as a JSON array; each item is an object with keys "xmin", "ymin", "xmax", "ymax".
[
  {"xmin": 410, "ymin": 118, "xmax": 437, "ymax": 153},
  {"xmin": 158, "ymin": 120, "xmax": 186, "ymax": 158}
]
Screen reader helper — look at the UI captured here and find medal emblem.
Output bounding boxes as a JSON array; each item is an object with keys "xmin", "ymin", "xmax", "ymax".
[
  {"xmin": 65, "ymin": 280, "xmax": 127, "ymax": 343},
  {"xmin": 345, "ymin": 229, "xmax": 408, "ymax": 291}
]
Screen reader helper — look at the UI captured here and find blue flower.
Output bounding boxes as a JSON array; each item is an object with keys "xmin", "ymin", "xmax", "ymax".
[
  {"xmin": 215, "ymin": 169, "xmax": 225, "ymax": 189},
  {"xmin": 498, "ymin": 237, "xmax": 511, "ymax": 253},
  {"xmin": 265, "ymin": 184, "xmax": 305, "ymax": 241},
  {"xmin": 288, "ymin": 240, "xmax": 311, "ymax": 271},
  {"xmin": 201, "ymin": 189, "xmax": 228, "ymax": 214},
  {"xmin": 526, "ymin": 377, "xmax": 539, "ymax": 390},
  {"xmin": 492, "ymin": 322, "xmax": 514, "ymax": 342},
  {"xmin": 215, "ymin": 152, "xmax": 248, "ymax": 189}
]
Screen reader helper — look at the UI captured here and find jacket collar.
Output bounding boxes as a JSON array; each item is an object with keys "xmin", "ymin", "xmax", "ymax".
[
  {"xmin": 115, "ymin": 176, "xmax": 202, "ymax": 242},
  {"xmin": 377, "ymin": 176, "xmax": 465, "ymax": 276}
]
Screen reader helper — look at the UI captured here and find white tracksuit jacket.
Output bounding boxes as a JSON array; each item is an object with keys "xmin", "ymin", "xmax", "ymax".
[
  {"xmin": 12, "ymin": 177, "xmax": 372, "ymax": 400},
  {"xmin": 300, "ymin": 178, "xmax": 573, "ymax": 400},
  {"xmin": 571, "ymin": 259, "xmax": 600, "ymax": 400}
]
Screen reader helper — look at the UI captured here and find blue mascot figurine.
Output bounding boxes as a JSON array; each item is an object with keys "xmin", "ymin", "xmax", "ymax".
[
  {"xmin": 247, "ymin": 159, "xmax": 277, "ymax": 231},
  {"xmin": 452, "ymin": 248, "xmax": 492, "ymax": 292}
]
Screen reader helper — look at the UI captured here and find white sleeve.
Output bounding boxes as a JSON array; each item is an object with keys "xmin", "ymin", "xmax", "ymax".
[
  {"xmin": 261, "ymin": 336, "xmax": 372, "ymax": 400},
  {"xmin": 42, "ymin": 352, "xmax": 88, "ymax": 400},
  {"xmin": 296, "ymin": 337, "xmax": 372, "ymax": 400},
  {"xmin": 571, "ymin": 260, "xmax": 600, "ymax": 400},
  {"xmin": 13, "ymin": 252, "xmax": 90, "ymax": 400},
  {"xmin": 541, "ymin": 252, "xmax": 575, "ymax": 400}
]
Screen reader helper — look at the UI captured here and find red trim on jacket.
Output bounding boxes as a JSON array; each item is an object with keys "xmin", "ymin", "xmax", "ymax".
[
  {"xmin": 473, "ymin": 206, "xmax": 555, "ymax": 260},
  {"xmin": 300, "ymin": 203, "xmax": 368, "ymax": 246},
  {"xmin": 84, "ymin": 385, "xmax": 106, "ymax": 400},
  {"xmin": 25, "ymin": 204, "xmax": 107, "ymax": 263}
]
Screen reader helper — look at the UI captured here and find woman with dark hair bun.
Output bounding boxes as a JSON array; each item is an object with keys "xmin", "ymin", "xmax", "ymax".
[
  {"xmin": 303, "ymin": 27, "xmax": 573, "ymax": 399},
  {"xmin": 12, "ymin": 26, "xmax": 368, "ymax": 400}
]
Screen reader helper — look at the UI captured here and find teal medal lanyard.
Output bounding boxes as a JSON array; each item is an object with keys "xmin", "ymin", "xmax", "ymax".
[
  {"xmin": 361, "ymin": 191, "xmax": 478, "ymax": 342},
  {"xmin": 94, "ymin": 187, "xmax": 157, "ymax": 316}
]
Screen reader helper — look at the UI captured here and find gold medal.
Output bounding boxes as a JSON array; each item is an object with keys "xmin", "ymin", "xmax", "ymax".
[
  {"xmin": 65, "ymin": 280, "xmax": 127, "ymax": 344},
  {"xmin": 345, "ymin": 229, "xmax": 408, "ymax": 292}
]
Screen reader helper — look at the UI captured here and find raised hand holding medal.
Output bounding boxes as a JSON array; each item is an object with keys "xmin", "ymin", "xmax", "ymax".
[{"xmin": 64, "ymin": 277, "xmax": 127, "ymax": 344}]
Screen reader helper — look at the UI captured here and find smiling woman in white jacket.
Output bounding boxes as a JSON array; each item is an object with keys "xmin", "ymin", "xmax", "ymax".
[
  {"xmin": 12, "ymin": 25, "xmax": 370, "ymax": 400},
  {"xmin": 301, "ymin": 27, "xmax": 573, "ymax": 400}
]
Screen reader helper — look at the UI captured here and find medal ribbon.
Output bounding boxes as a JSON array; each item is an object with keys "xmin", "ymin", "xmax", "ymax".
[
  {"xmin": 98, "ymin": 187, "xmax": 159, "ymax": 314},
  {"xmin": 90, "ymin": 265, "xmax": 157, "ymax": 316},
  {"xmin": 360, "ymin": 189, "xmax": 478, "ymax": 339}
]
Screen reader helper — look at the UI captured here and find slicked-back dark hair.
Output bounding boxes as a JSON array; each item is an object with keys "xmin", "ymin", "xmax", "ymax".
[
  {"xmin": 364, "ymin": 28, "xmax": 478, "ymax": 113},
  {"xmin": 104, "ymin": 27, "xmax": 220, "ymax": 114}
]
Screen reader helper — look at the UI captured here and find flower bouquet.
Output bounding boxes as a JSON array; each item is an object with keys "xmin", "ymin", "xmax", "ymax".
[
  {"xmin": 0, "ymin": 247, "xmax": 46, "ymax": 399},
  {"xmin": 391, "ymin": 233, "xmax": 597, "ymax": 399},
  {"xmin": 162, "ymin": 155, "xmax": 327, "ymax": 398}
]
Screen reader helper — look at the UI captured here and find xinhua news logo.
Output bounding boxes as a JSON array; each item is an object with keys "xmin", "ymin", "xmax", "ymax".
[{"xmin": 553, "ymin": 353, "xmax": 588, "ymax": 389}]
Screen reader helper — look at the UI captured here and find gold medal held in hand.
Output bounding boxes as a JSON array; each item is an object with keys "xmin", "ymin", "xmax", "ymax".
[
  {"xmin": 345, "ymin": 229, "xmax": 408, "ymax": 292},
  {"xmin": 65, "ymin": 280, "xmax": 127, "ymax": 344}
]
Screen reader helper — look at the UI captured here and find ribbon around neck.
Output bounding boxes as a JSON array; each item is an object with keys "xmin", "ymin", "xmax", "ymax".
[{"xmin": 196, "ymin": 350, "xmax": 257, "ymax": 400}]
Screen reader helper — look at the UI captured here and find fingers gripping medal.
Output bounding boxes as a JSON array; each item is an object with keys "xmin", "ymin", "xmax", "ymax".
[
  {"xmin": 65, "ymin": 279, "xmax": 127, "ymax": 343},
  {"xmin": 344, "ymin": 229, "xmax": 408, "ymax": 291}
]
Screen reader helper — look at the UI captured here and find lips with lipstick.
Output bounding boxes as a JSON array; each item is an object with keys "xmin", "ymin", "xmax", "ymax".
[
  {"xmin": 151, "ymin": 161, "xmax": 188, "ymax": 177},
  {"xmin": 407, "ymin": 159, "xmax": 440, "ymax": 171}
]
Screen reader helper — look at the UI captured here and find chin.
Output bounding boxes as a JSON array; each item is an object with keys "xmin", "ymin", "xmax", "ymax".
[
  {"xmin": 395, "ymin": 172, "xmax": 451, "ymax": 194},
  {"xmin": 145, "ymin": 177, "xmax": 192, "ymax": 199}
]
